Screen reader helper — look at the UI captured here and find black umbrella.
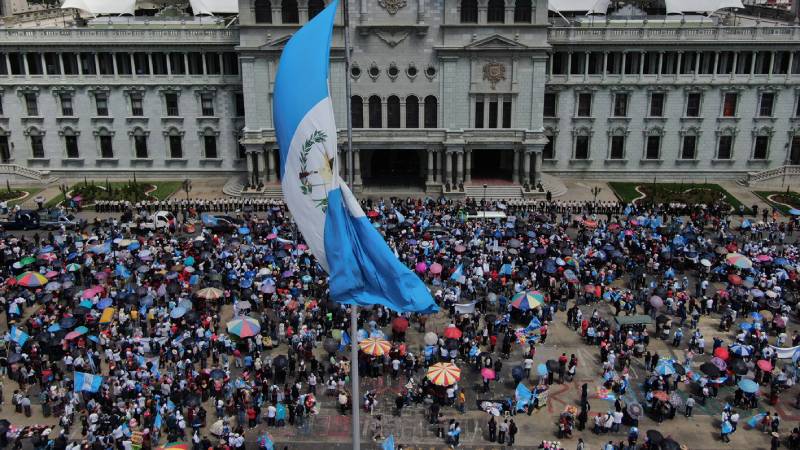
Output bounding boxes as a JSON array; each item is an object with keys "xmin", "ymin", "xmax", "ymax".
[
  {"xmin": 546, "ymin": 359, "xmax": 559, "ymax": 372},
  {"xmin": 7, "ymin": 353, "xmax": 22, "ymax": 364},
  {"xmin": 445, "ymin": 338, "xmax": 459, "ymax": 351},
  {"xmin": 646, "ymin": 430, "xmax": 664, "ymax": 444},
  {"xmin": 59, "ymin": 317, "xmax": 77, "ymax": 329},
  {"xmin": 656, "ymin": 314, "xmax": 670, "ymax": 323},
  {"xmin": 662, "ymin": 438, "xmax": 680, "ymax": 450},
  {"xmin": 0, "ymin": 419, "xmax": 10, "ymax": 433},
  {"xmin": 511, "ymin": 366, "xmax": 525, "ymax": 383},
  {"xmin": 673, "ymin": 363, "xmax": 686, "ymax": 376},
  {"xmin": 700, "ymin": 362, "xmax": 722, "ymax": 378},
  {"xmin": 323, "ymin": 338, "xmax": 339, "ymax": 354},
  {"xmin": 72, "ymin": 306, "xmax": 90, "ymax": 316},
  {"xmin": 185, "ymin": 395, "xmax": 201, "ymax": 407},
  {"xmin": 273, "ymin": 355, "xmax": 288, "ymax": 368},
  {"xmin": 730, "ymin": 359, "xmax": 749, "ymax": 375},
  {"xmin": 627, "ymin": 403, "xmax": 643, "ymax": 418}
]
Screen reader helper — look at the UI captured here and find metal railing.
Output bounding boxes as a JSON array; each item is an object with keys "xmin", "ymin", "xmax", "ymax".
[{"xmin": 548, "ymin": 26, "xmax": 800, "ymax": 42}]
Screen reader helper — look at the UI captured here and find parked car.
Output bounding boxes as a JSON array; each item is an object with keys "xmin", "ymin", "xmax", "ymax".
[
  {"xmin": 200, "ymin": 213, "xmax": 243, "ymax": 233},
  {"xmin": 0, "ymin": 210, "xmax": 40, "ymax": 231}
]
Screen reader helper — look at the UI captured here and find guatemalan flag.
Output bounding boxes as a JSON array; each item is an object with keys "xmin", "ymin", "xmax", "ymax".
[
  {"xmin": 273, "ymin": 0, "xmax": 437, "ymax": 314},
  {"xmin": 73, "ymin": 371, "xmax": 103, "ymax": 393},
  {"xmin": 8, "ymin": 326, "xmax": 29, "ymax": 346}
]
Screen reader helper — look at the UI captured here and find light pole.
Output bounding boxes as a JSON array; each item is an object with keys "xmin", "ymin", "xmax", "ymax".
[
  {"xmin": 483, "ymin": 183, "xmax": 487, "ymax": 219},
  {"xmin": 591, "ymin": 186, "xmax": 602, "ymax": 203}
]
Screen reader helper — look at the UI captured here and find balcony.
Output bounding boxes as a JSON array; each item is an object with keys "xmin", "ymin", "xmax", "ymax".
[
  {"xmin": 547, "ymin": 26, "xmax": 800, "ymax": 43},
  {"xmin": 0, "ymin": 28, "xmax": 239, "ymax": 45}
]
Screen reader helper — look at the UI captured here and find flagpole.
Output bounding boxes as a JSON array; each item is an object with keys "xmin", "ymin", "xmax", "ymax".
[{"xmin": 341, "ymin": 0, "xmax": 361, "ymax": 449}]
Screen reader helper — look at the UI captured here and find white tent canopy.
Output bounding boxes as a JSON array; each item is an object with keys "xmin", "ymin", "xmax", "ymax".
[
  {"xmin": 665, "ymin": 0, "xmax": 743, "ymax": 14},
  {"xmin": 189, "ymin": 0, "xmax": 239, "ymax": 15},
  {"xmin": 548, "ymin": 0, "xmax": 611, "ymax": 14},
  {"xmin": 61, "ymin": 0, "xmax": 136, "ymax": 15}
]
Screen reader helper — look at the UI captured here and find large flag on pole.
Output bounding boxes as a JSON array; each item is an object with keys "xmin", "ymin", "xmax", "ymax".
[{"xmin": 273, "ymin": 0, "xmax": 438, "ymax": 314}]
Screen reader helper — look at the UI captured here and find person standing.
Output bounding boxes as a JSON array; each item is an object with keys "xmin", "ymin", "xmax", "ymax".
[
  {"xmin": 507, "ymin": 419, "xmax": 517, "ymax": 446},
  {"xmin": 488, "ymin": 416, "xmax": 497, "ymax": 442},
  {"xmin": 498, "ymin": 419, "xmax": 508, "ymax": 444},
  {"xmin": 685, "ymin": 396, "xmax": 695, "ymax": 417}
]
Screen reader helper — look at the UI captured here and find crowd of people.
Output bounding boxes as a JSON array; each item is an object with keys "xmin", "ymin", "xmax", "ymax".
[{"xmin": 0, "ymin": 193, "xmax": 800, "ymax": 450}]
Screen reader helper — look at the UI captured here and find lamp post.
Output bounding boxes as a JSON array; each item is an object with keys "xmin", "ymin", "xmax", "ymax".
[
  {"xmin": 483, "ymin": 183, "xmax": 487, "ymax": 219},
  {"xmin": 591, "ymin": 186, "xmax": 602, "ymax": 203}
]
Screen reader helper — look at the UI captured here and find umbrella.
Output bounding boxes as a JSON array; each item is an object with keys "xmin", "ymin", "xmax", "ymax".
[
  {"xmin": 536, "ymin": 363, "xmax": 548, "ymax": 376},
  {"xmin": 391, "ymin": 317, "xmax": 409, "ymax": 333},
  {"xmin": 710, "ymin": 357, "xmax": 727, "ymax": 371},
  {"xmin": 227, "ymin": 317, "xmax": 261, "ymax": 338},
  {"xmin": 649, "ymin": 296, "xmax": 663, "ymax": 309},
  {"xmin": 728, "ymin": 274, "xmax": 743, "ymax": 285},
  {"xmin": 66, "ymin": 263, "xmax": 81, "ymax": 272},
  {"xmin": 789, "ymin": 208, "xmax": 800, "ymax": 216},
  {"xmin": 757, "ymin": 359, "xmax": 773, "ymax": 372},
  {"xmin": 16, "ymin": 271, "xmax": 47, "ymax": 288},
  {"xmin": 481, "ymin": 367, "xmax": 496, "ymax": 380},
  {"xmin": 196, "ymin": 287, "xmax": 224, "ymax": 300},
  {"xmin": 713, "ymin": 347, "xmax": 730, "ymax": 361},
  {"xmin": 760, "ymin": 310, "xmax": 774, "ymax": 321},
  {"xmin": 47, "ymin": 324, "xmax": 61, "ymax": 332},
  {"xmin": 423, "ymin": 332, "xmax": 438, "ymax": 346},
  {"xmin": 700, "ymin": 258, "xmax": 712, "ymax": 267},
  {"xmin": 654, "ymin": 359, "xmax": 676, "ymax": 376},
  {"xmin": 738, "ymin": 378, "xmax": 759, "ymax": 394},
  {"xmin": 662, "ymin": 439, "xmax": 680, "ymax": 450},
  {"xmin": 646, "ymin": 430, "xmax": 664, "ymax": 444},
  {"xmin": 730, "ymin": 344, "xmax": 752, "ymax": 357},
  {"xmin": 185, "ymin": 395, "xmax": 201, "ymax": 407},
  {"xmin": 7, "ymin": 353, "xmax": 23, "ymax": 364},
  {"xmin": 358, "ymin": 337, "xmax": 391, "ymax": 356},
  {"xmin": 652, "ymin": 391, "xmax": 669, "ymax": 402},
  {"xmin": 627, "ymin": 403, "xmax": 643, "ymax": 418},
  {"xmin": 510, "ymin": 290, "xmax": 544, "ymax": 310},
  {"xmin": 700, "ymin": 362, "xmax": 721, "ymax": 377},
  {"xmin": 19, "ymin": 256, "xmax": 36, "ymax": 266},
  {"xmin": 273, "ymin": 355, "xmax": 288, "ymax": 368},
  {"xmin": 730, "ymin": 359, "xmax": 748, "ymax": 375},
  {"xmin": 726, "ymin": 252, "xmax": 753, "ymax": 269},
  {"xmin": 59, "ymin": 317, "xmax": 77, "ymax": 329},
  {"xmin": 170, "ymin": 306, "xmax": 187, "ymax": 319},
  {"xmin": 209, "ymin": 369, "xmax": 226, "ymax": 379},
  {"xmin": 429, "ymin": 263, "xmax": 443, "ymax": 275},
  {"xmin": 443, "ymin": 326, "xmax": 462, "ymax": 339},
  {"xmin": 672, "ymin": 363, "xmax": 686, "ymax": 376},
  {"xmin": 209, "ymin": 420, "xmax": 224, "ymax": 436},
  {"xmin": 546, "ymin": 359, "xmax": 559, "ymax": 372},
  {"xmin": 157, "ymin": 443, "xmax": 189, "ymax": 450},
  {"xmin": 426, "ymin": 362, "xmax": 461, "ymax": 386}
]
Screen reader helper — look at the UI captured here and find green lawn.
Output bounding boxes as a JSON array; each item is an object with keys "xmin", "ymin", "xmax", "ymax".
[
  {"xmin": 609, "ymin": 182, "xmax": 748, "ymax": 212},
  {"xmin": 3, "ymin": 186, "xmax": 44, "ymax": 206},
  {"xmin": 44, "ymin": 180, "xmax": 182, "ymax": 208},
  {"xmin": 754, "ymin": 191, "xmax": 800, "ymax": 215}
]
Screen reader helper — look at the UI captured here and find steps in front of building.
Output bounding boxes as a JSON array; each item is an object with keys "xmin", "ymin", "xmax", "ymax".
[{"xmin": 462, "ymin": 174, "xmax": 568, "ymax": 200}]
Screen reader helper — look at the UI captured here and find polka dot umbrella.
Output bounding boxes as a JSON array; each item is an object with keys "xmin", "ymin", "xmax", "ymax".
[{"xmin": 426, "ymin": 362, "xmax": 462, "ymax": 386}]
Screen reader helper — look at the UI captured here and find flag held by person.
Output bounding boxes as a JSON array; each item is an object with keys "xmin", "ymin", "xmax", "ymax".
[
  {"xmin": 273, "ymin": 0, "xmax": 437, "ymax": 315},
  {"xmin": 8, "ymin": 326, "xmax": 29, "ymax": 346},
  {"xmin": 382, "ymin": 434, "xmax": 395, "ymax": 450},
  {"xmin": 73, "ymin": 371, "xmax": 103, "ymax": 393}
]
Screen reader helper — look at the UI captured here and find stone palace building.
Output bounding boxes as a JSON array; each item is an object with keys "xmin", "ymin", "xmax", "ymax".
[{"xmin": 1, "ymin": 0, "xmax": 799, "ymax": 197}]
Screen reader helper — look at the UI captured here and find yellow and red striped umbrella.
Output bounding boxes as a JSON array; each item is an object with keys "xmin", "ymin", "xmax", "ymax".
[
  {"xmin": 358, "ymin": 337, "xmax": 391, "ymax": 356},
  {"xmin": 426, "ymin": 362, "xmax": 461, "ymax": 386}
]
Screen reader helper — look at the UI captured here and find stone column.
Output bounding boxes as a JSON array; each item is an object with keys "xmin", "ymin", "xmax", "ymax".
[
  {"xmin": 787, "ymin": 52, "xmax": 795, "ymax": 82},
  {"xmin": 512, "ymin": 148, "xmax": 520, "ymax": 184},
  {"xmin": 426, "ymin": 148, "xmax": 434, "ymax": 183},
  {"xmin": 298, "ymin": 0, "xmax": 308, "ymax": 23},
  {"xmin": 523, "ymin": 151, "xmax": 531, "ymax": 186},
  {"xmin": 438, "ymin": 149, "xmax": 443, "ymax": 183},
  {"xmin": 251, "ymin": 152, "xmax": 260, "ymax": 186},
  {"xmin": 464, "ymin": 149, "xmax": 472, "ymax": 184},
  {"xmin": 445, "ymin": 151, "xmax": 453, "ymax": 187},
  {"xmin": 266, "ymin": 149, "xmax": 276, "ymax": 183},
  {"xmin": 400, "ymin": 99, "xmax": 407, "ymax": 128},
  {"xmin": 353, "ymin": 149, "xmax": 362, "ymax": 185},
  {"xmin": 456, "ymin": 151, "xmax": 464, "ymax": 186},
  {"xmin": 272, "ymin": 5, "xmax": 282, "ymax": 24},
  {"xmin": 534, "ymin": 151, "xmax": 543, "ymax": 187},
  {"xmin": 246, "ymin": 151, "xmax": 254, "ymax": 185},
  {"xmin": 750, "ymin": 51, "xmax": 758, "ymax": 78},
  {"xmin": 478, "ymin": 0, "xmax": 488, "ymax": 24},
  {"xmin": 381, "ymin": 98, "xmax": 388, "ymax": 129}
]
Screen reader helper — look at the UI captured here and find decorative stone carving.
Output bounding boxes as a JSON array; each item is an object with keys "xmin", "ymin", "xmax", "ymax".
[
  {"xmin": 482, "ymin": 61, "xmax": 506, "ymax": 90},
  {"xmin": 374, "ymin": 30, "xmax": 409, "ymax": 47},
  {"xmin": 377, "ymin": 0, "xmax": 407, "ymax": 15}
]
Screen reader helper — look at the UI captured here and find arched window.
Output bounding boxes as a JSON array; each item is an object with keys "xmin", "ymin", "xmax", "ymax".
[
  {"xmin": 424, "ymin": 96, "xmax": 437, "ymax": 128},
  {"xmin": 405, "ymin": 95, "xmax": 419, "ymax": 128},
  {"xmin": 460, "ymin": 0, "xmax": 477, "ymax": 23},
  {"xmin": 131, "ymin": 127, "xmax": 149, "ymax": 159},
  {"xmin": 351, "ymin": 96, "xmax": 363, "ymax": 128},
  {"xmin": 387, "ymin": 96, "xmax": 400, "ymax": 128},
  {"xmin": 27, "ymin": 127, "xmax": 45, "ymax": 159},
  {"xmin": 202, "ymin": 128, "xmax": 218, "ymax": 159},
  {"xmin": 308, "ymin": 0, "xmax": 325, "ymax": 20},
  {"xmin": 281, "ymin": 0, "xmax": 298, "ymax": 23},
  {"xmin": 166, "ymin": 128, "xmax": 183, "ymax": 159},
  {"xmin": 644, "ymin": 128, "xmax": 663, "ymax": 160},
  {"xmin": 487, "ymin": 0, "xmax": 505, "ymax": 23},
  {"xmin": 254, "ymin": 0, "xmax": 272, "ymax": 23},
  {"xmin": 62, "ymin": 127, "xmax": 79, "ymax": 159},
  {"xmin": 368, "ymin": 95, "xmax": 382, "ymax": 128},
  {"xmin": 96, "ymin": 127, "xmax": 114, "ymax": 159},
  {"xmin": 514, "ymin": 0, "xmax": 531, "ymax": 23}
]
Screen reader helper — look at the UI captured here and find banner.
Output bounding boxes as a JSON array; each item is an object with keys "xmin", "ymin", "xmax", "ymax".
[
  {"xmin": 769, "ymin": 345, "xmax": 800, "ymax": 360},
  {"xmin": 454, "ymin": 302, "xmax": 476, "ymax": 315}
]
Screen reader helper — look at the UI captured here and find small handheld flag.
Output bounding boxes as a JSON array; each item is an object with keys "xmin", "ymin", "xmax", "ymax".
[
  {"xmin": 382, "ymin": 435, "xmax": 395, "ymax": 450},
  {"xmin": 8, "ymin": 326, "xmax": 29, "ymax": 346},
  {"xmin": 73, "ymin": 371, "xmax": 103, "ymax": 393}
]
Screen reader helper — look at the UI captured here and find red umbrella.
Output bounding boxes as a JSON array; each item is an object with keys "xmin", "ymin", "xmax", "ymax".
[
  {"xmin": 443, "ymin": 326, "xmax": 462, "ymax": 339},
  {"xmin": 481, "ymin": 367, "xmax": 496, "ymax": 380},
  {"xmin": 652, "ymin": 391, "xmax": 669, "ymax": 402},
  {"xmin": 366, "ymin": 210, "xmax": 379, "ymax": 218},
  {"xmin": 757, "ymin": 359, "xmax": 773, "ymax": 372},
  {"xmin": 713, "ymin": 347, "xmax": 730, "ymax": 361},
  {"xmin": 454, "ymin": 245, "xmax": 467, "ymax": 253},
  {"xmin": 391, "ymin": 317, "xmax": 409, "ymax": 333},
  {"xmin": 728, "ymin": 274, "xmax": 743, "ymax": 285}
]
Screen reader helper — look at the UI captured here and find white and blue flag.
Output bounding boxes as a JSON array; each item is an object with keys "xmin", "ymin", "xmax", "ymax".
[
  {"xmin": 73, "ymin": 371, "xmax": 103, "ymax": 393},
  {"xmin": 8, "ymin": 326, "xmax": 29, "ymax": 346},
  {"xmin": 273, "ymin": 0, "xmax": 437, "ymax": 314}
]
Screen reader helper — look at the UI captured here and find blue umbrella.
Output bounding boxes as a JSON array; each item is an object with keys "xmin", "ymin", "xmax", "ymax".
[
  {"xmin": 655, "ymin": 359, "xmax": 676, "ymax": 376},
  {"xmin": 730, "ymin": 344, "xmax": 753, "ymax": 357},
  {"xmin": 128, "ymin": 242, "xmax": 140, "ymax": 251},
  {"xmin": 79, "ymin": 299, "xmax": 93, "ymax": 309},
  {"xmin": 240, "ymin": 278, "xmax": 253, "ymax": 288},
  {"xmin": 738, "ymin": 378, "xmax": 759, "ymax": 394},
  {"xmin": 38, "ymin": 246, "xmax": 54, "ymax": 253},
  {"xmin": 789, "ymin": 208, "xmax": 800, "ymax": 216},
  {"xmin": 170, "ymin": 306, "xmax": 187, "ymax": 318},
  {"xmin": 97, "ymin": 298, "xmax": 113, "ymax": 309},
  {"xmin": 47, "ymin": 324, "xmax": 61, "ymax": 332},
  {"xmin": 184, "ymin": 256, "xmax": 195, "ymax": 266},
  {"xmin": 739, "ymin": 322, "xmax": 753, "ymax": 331},
  {"xmin": 238, "ymin": 227, "xmax": 250, "ymax": 235},
  {"xmin": 537, "ymin": 363, "xmax": 548, "ymax": 376}
]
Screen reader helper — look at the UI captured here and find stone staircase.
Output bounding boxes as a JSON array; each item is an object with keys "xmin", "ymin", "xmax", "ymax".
[
  {"xmin": 738, "ymin": 165, "xmax": 800, "ymax": 187},
  {"xmin": 0, "ymin": 164, "xmax": 59, "ymax": 184},
  {"xmin": 223, "ymin": 175, "xmax": 283, "ymax": 198},
  {"xmin": 462, "ymin": 173, "xmax": 568, "ymax": 200}
]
